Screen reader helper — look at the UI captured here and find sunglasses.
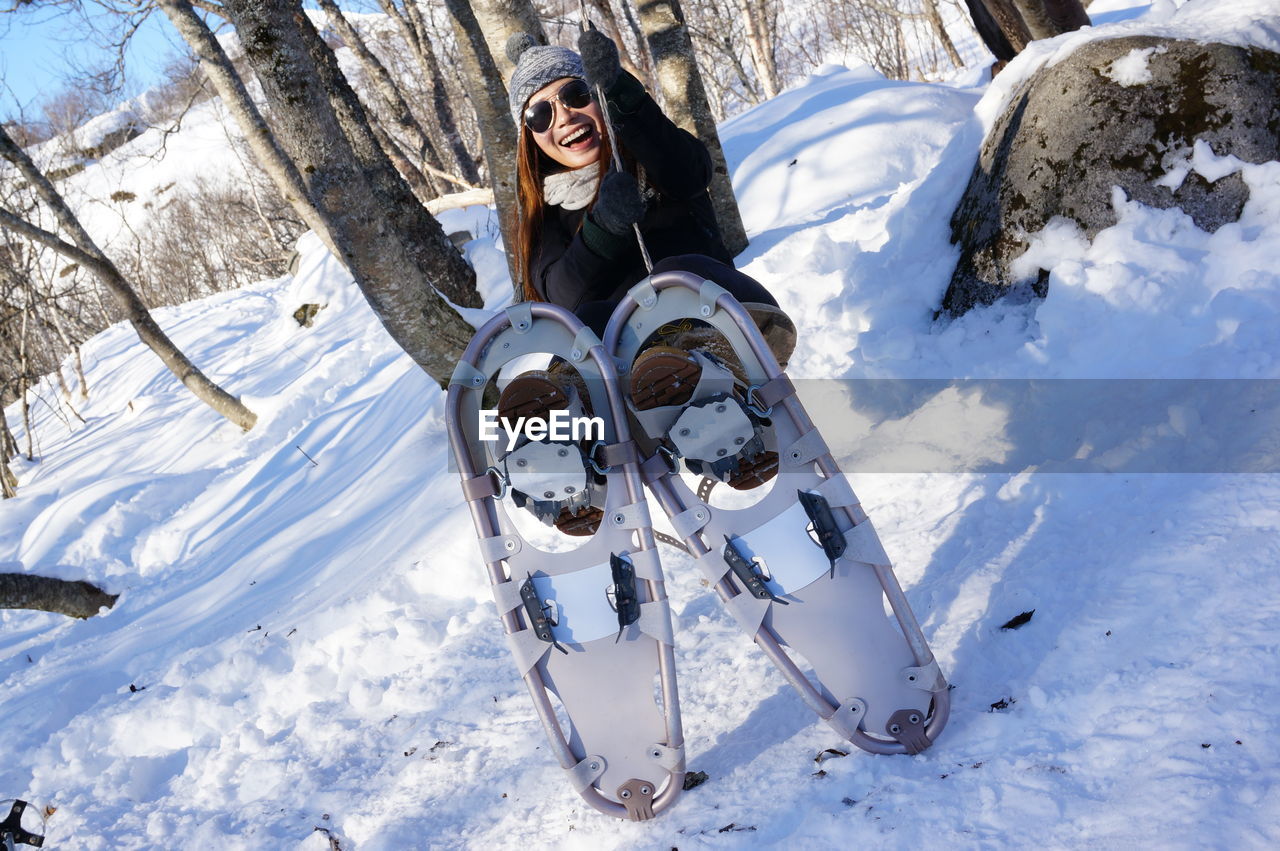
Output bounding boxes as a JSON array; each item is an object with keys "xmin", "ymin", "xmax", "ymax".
[{"xmin": 523, "ymin": 79, "xmax": 593, "ymax": 134}]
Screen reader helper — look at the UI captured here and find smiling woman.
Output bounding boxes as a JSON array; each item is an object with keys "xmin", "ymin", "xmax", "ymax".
[{"xmin": 506, "ymin": 30, "xmax": 783, "ymax": 334}]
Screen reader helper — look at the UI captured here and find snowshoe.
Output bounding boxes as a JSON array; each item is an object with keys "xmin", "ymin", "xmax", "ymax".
[
  {"xmin": 604, "ymin": 271, "xmax": 950, "ymax": 754},
  {"xmin": 447, "ymin": 302, "xmax": 685, "ymax": 820}
]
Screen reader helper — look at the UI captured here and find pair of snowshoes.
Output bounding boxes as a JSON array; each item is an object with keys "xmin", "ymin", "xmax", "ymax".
[{"xmin": 445, "ymin": 270, "xmax": 949, "ymax": 821}]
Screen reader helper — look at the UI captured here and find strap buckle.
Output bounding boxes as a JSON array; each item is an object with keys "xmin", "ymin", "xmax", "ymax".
[
  {"xmin": 745, "ymin": 384, "xmax": 774, "ymax": 418},
  {"xmin": 483, "ymin": 465, "xmax": 510, "ymax": 500}
]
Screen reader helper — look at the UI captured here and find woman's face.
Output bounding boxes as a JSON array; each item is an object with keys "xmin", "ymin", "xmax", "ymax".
[{"xmin": 525, "ymin": 77, "xmax": 604, "ymax": 170}]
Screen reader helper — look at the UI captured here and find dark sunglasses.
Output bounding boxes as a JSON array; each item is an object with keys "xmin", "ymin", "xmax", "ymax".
[{"xmin": 523, "ymin": 79, "xmax": 593, "ymax": 134}]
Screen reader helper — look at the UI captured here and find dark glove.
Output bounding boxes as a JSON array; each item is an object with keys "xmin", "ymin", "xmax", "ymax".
[
  {"xmin": 589, "ymin": 171, "xmax": 645, "ymax": 235},
  {"xmin": 578, "ymin": 25, "xmax": 621, "ymax": 92}
]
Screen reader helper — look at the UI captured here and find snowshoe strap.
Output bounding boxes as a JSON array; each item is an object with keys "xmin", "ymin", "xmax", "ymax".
[
  {"xmin": 477, "ymin": 533, "xmax": 522, "ymax": 564},
  {"xmin": 627, "ymin": 547, "xmax": 664, "ymax": 582},
  {"xmin": 698, "ymin": 279, "xmax": 728, "ymax": 317},
  {"xmin": 593, "ymin": 439, "xmax": 641, "ymax": 470},
  {"xmin": 903, "ymin": 660, "xmax": 947, "ymax": 692},
  {"xmin": 566, "ymin": 755, "xmax": 609, "ymax": 793},
  {"xmin": 812, "ymin": 472, "xmax": 859, "ymax": 509},
  {"xmin": 606, "ymin": 500, "xmax": 652, "ymax": 530},
  {"xmin": 723, "ymin": 588, "xmax": 772, "ymax": 637},
  {"xmin": 504, "ymin": 626, "xmax": 555, "ymax": 677},
  {"xmin": 636, "ymin": 600, "xmax": 675, "ymax": 646},
  {"xmin": 825, "ymin": 698, "xmax": 870, "ymax": 740},
  {"xmin": 670, "ymin": 504, "xmax": 711, "ymax": 539},
  {"xmin": 646, "ymin": 742, "xmax": 686, "ymax": 773},
  {"xmin": 570, "ymin": 326, "xmax": 601, "ymax": 362},
  {"xmin": 841, "ymin": 520, "xmax": 892, "ymax": 569},
  {"xmin": 782, "ymin": 429, "xmax": 828, "ymax": 467},
  {"xmin": 748, "ymin": 374, "xmax": 796, "ymax": 410},
  {"xmin": 461, "ymin": 470, "xmax": 502, "ymax": 501},
  {"xmin": 491, "ymin": 577, "xmax": 526, "ymax": 616},
  {"xmin": 640, "ymin": 447, "xmax": 678, "ymax": 483},
  {"xmin": 449, "ymin": 359, "xmax": 487, "ymax": 389},
  {"xmin": 693, "ymin": 548, "xmax": 730, "ymax": 586}
]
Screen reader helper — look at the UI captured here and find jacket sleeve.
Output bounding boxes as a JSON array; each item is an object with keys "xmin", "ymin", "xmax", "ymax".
[
  {"xmin": 604, "ymin": 71, "xmax": 713, "ymax": 200},
  {"xmin": 533, "ymin": 210, "xmax": 637, "ymax": 310}
]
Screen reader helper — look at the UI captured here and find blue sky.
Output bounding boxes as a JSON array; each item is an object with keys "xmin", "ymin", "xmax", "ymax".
[{"xmin": 0, "ymin": 2, "xmax": 184, "ymax": 121}]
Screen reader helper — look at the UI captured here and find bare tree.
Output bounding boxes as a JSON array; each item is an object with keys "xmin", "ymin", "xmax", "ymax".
[
  {"xmin": 737, "ymin": 0, "xmax": 780, "ymax": 99},
  {"xmin": 314, "ymin": 0, "xmax": 455, "ymax": 197},
  {"xmin": 216, "ymin": 0, "xmax": 478, "ymax": 381},
  {"xmin": 0, "ymin": 124, "xmax": 260, "ymax": 430},
  {"xmin": 635, "ymin": 0, "xmax": 749, "ymax": 256},
  {"xmin": 157, "ymin": 0, "xmax": 343, "ymax": 260},
  {"xmin": 374, "ymin": 0, "xmax": 483, "ymax": 187},
  {"xmin": 442, "ymin": 0, "xmax": 524, "ymax": 289}
]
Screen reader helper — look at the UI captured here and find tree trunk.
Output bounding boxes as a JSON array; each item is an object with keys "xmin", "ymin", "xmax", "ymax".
[
  {"xmin": 1011, "ymin": 0, "xmax": 1089, "ymax": 40},
  {"xmin": 158, "ymin": 0, "xmax": 341, "ymax": 261},
  {"xmin": 636, "ymin": 0, "xmax": 749, "ymax": 256},
  {"xmin": 737, "ymin": 0, "xmax": 780, "ymax": 99},
  {"xmin": 468, "ymin": 0, "xmax": 547, "ymax": 82},
  {"xmin": 587, "ymin": 0, "xmax": 645, "ymax": 83},
  {"xmin": 315, "ymin": 0, "xmax": 448, "ymax": 197},
  {"xmin": 372, "ymin": 0, "xmax": 477, "ymax": 186},
  {"xmin": 443, "ymin": 0, "xmax": 523, "ymax": 292},
  {"xmin": 18, "ymin": 302, "xmax": 33, "ymax": 458},
  {"xmin": 369, "ymin": 116, "xmax": 439, "ymax": 205},
  {"xmin": 0, "ymin": 460, "xmax": 15, "ymax": 498},
  {"xmin": 0, "ymin": 573, "xmax": 118, "ymax": 618},
  {"xmin": 964, "ymin": 0, "xmax": 1019, "ymax": 62},
  {"xmin": 616, "ymin": 0, "xmax": 659, "ymax": 92},
  {"xmin": 923, "ymin": 0, "xmax": 966, "ymax": 68},
  {"xmin": 220, "ymin": 0, "xmax": 478, "ymax": 381},
  {"xmin": 0, "ymin": 211, "xmax": 260, "ymax": 432},
  {"xmin": 977, "ymin": 0, "xmax": 1034, "ymax": 55},
  {"xmin": 417, "ymin": 19, "xmax": 484, "ymax": 187}
]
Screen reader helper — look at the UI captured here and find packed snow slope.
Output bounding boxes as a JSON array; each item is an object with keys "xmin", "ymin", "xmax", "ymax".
[{"xmin": 4, "ymin": 1, "xmax": 1280, "ymax": 847}]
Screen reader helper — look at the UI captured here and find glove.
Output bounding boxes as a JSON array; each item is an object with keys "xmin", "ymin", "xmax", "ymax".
[
  {"xmin": 589, "ymin": 171, "xmax": 645, "ymax": 235},
  {"xmin": 578, "ymin": 25, "xmax": 621, "ymax": 92}
]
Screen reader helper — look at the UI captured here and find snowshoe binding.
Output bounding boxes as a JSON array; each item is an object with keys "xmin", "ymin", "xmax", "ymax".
[
  {"xmin": 447, "ymin": 302, "xmax": 685, "ymax": 820},
  {"xmin": 604, "ymin": 271, "xmax": 950, "ymax": 755}
]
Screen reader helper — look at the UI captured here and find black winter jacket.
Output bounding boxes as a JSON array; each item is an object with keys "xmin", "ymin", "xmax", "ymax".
[{"xmin": 530, "ymin": 72, "xmax": 731, "ymax": 312}]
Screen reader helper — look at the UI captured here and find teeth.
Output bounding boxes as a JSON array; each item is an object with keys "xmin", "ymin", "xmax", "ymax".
[{"xmin": 560, "ymin": 126, "xmax": 590, "ymax": 146}]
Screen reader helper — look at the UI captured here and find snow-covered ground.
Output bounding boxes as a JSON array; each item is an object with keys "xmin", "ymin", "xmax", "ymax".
[{"xmin": 4, "ymin": 1, "xmax": 1280, "ymax": 846}]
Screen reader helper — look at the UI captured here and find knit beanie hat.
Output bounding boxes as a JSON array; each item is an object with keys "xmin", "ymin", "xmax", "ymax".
[{"xmin": 506, "ymin": 33, "xmax": 586, "ymax": 127}]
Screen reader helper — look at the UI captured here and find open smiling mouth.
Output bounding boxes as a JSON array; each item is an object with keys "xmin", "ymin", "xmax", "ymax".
[{"xmin": 559, "ymin": 124, "xmax": 595, "ymax": 149}]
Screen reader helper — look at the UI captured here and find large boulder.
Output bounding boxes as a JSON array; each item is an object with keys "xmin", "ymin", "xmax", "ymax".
[{"xmin": 943, "ymin": 36, "xmax": 1280, "ymax": 315}]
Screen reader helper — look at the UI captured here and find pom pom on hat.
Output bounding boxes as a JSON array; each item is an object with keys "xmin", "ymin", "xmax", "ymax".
[{"xmin": 505, "ymin": 32, "xmax": 538, "ymax": 65}]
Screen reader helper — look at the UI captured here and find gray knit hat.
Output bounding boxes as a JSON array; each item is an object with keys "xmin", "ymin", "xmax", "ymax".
[{"xmin": 506, "ymin": 33, "xmax": 586, "ymax": 127}]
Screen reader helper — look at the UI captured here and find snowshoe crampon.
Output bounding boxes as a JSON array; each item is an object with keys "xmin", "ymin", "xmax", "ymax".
[
  {"xmin": 605, "ymin": 271, "xmax": 950, "ymax": 755},
  {"xmin": 446, "ymin": 302, "xmax": 684, "ymax": 820}
]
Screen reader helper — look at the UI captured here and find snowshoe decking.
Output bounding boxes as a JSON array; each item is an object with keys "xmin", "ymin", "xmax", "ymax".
[
  {"xmin": 604, "ymin": 270, "xmax": 950, "ymax": 755},
  {"xmin": 446, "ymin": 302, "xmax": 684, "ymax": 820}
]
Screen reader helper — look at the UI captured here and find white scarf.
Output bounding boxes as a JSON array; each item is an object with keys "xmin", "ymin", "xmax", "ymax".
[{"xmin": 543, "ymin": 167, "xmax": 600, "ymax": 211}]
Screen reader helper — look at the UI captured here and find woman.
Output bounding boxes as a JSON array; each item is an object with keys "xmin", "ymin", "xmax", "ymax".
[
  {"xmin": 505, "ymin": 29, "xmax": 787, "ymax": 344},
  {"xmin": 500, "ymin": 30, "xmax": 790, "ymax": 532}
]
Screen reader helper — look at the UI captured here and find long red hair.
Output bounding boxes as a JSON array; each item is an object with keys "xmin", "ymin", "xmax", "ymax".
[{"xmin": 514, "ymin": 112, "xmax": 614, "ymax": 303}]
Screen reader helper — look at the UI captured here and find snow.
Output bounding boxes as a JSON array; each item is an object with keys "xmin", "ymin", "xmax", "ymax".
[
  {"xmin": 5, "ymin": 1, "xmax": 1280, "ymax": 847},
  {"xmin": 1103, "ymin": 45, "xmax": 1167, "ymax": 84}
]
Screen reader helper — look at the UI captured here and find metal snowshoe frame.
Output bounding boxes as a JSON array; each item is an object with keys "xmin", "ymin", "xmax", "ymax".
[
  {"xmin": 446, "ymin": 302, "xmax": 684, "ymax": 820},
  {"xmin": 604, "ymin": 270, "xmax": 951, "ymax": 754}
]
